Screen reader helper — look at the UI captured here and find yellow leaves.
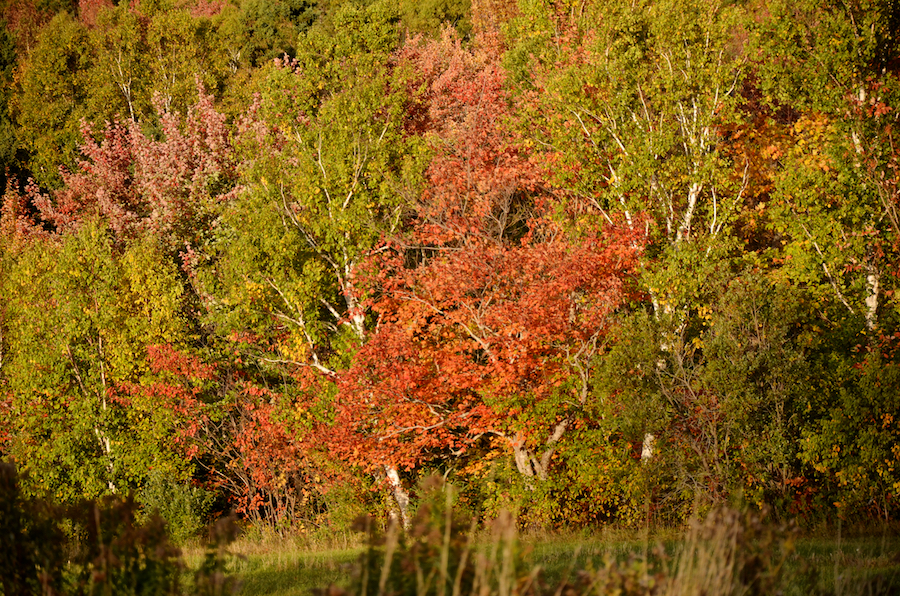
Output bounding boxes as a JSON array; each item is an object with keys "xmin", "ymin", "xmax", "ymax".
[
  {"xmin": 696, "ymin": 304, "xmax": 713, "ymax": 323},
  {"xmin": 790, "ymin": 114, "xmax": 833, "ymax": 172},
  {"xmin": 244, "ymin": 279, "xmax": 265, "ymax": 301},
  {"xmin": 279, "ymin": 333, "xmax": 308, "ymax": 363},
  {"xmin": 760, "ymin": 144, "xmax": 783, "ymax": 161}
]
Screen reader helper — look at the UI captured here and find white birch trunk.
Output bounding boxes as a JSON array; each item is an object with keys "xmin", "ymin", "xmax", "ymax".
[
  {"xmin": 865, "ymin": 267, "xmax": 880, "ymax": 331},
  {"xmin": 384, "ymin": 464, "xmax": 411, "ymax": 529}
]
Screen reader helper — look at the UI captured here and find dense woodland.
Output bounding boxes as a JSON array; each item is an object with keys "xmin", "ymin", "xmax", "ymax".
[{"xmin": 1, "ymin": 0, "xmax": 899, "ymax": 536}]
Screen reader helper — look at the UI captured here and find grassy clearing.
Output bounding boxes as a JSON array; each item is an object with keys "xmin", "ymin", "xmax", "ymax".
[
  {"xmin": 792, "ymin": 534, "xmax": 900, "ymax": 595},
  {"xmin": 182, "ymin": 531, "xmax": 365, "ymax": 596},
  {"xmin": 195, "ymin": 518, "xmax": 900, "ymax": 596}
]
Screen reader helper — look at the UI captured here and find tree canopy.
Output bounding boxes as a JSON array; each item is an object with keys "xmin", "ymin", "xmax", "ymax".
[{"xmin": 2, "ymin": 0, "xmax": 900, "ymax": 532}]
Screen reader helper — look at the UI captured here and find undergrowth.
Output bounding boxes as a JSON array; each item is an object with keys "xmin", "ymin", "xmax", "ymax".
[{"xmin": 310, "ymin": 479, "xmax": 899, "ymax": 596}]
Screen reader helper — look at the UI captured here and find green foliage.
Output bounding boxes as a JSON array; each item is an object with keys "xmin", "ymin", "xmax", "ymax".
[
  {"xmin": 10, "ymin": 2, "xmax": 229, "ymax": 187},
  {"xmin": 138, "ymin": 470, "xmax": 216, "ymax": 544},
  {"xmin": 598, "ymin": 272, "xmax": 818, "ymax": 519},
  {"xmin": 752, "ymin": 0, "xmax": 900, "ymax": 114},
  {"xmin": 451, "ymin": 431, "xmax": 645, "ymax": 530},
  {"xmin": 508, "ymin": 0, "xmax": 749, "ymax": 250},
  {"xmin": 538, "ymin": 426, "xmax": 645, "ymax": 528},
  {"xmin": 398, "ymin": 0, "xmax": 471, "ymax": 38},
  {"xmin": 216, "ymin": 0, "xmax": 318, "ymax": 69},
  {"xmin": 87, "ymin": 3, "xmax": 149, "ymax": 123},
  {"xmin": 0, "ymin": 19, "xmax": 18, "ymax": 184},
  {"xmin": 0, "ymin": 461, "xmax": 238, "ymax": 596},
  {"xmin": 143, "ymin": 7, "xmax": 226, "ymax": 115},
  {"xmin": 2, "ymin": 221, "xmax": 193, "ymax": 502},
  {"xmin": 208, "ymin": 0, "xmax": 419, "ymax": 377},
  {"xmin": 801, "ymin": 346, "xmax": 900, "ymax": 521},
  {"xmin": 12, "ymin": 10, "xmax": 92, "ymax": 187}
]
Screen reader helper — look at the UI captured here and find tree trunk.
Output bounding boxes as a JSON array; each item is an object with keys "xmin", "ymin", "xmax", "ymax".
[
  {"xmin": 384, "ymin": 464, "xmax": 411, "ymax": 529},
  {"xmin": 865, "ymin": 266, "xmax": 880, "ymax": 331},
  {"xmin": 641, "ymin": 433, "xmax": 655, "ymax": 462}
]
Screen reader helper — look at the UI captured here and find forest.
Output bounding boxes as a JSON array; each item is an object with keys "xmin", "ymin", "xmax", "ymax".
[{"xmin": 1, "ymin": 0, "xmax": 899, "ymax": 540}]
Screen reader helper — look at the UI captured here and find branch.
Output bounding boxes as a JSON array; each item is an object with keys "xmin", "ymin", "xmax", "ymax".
[{"xmin": 796, "ymin": 220, "xmax": 856, "ymax": 315}]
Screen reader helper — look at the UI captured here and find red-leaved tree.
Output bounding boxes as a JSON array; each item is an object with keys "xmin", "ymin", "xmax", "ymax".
[
  {"xmin": 24, "ymin": 84, "xmax": 236, "ymax": 255},
  {"xmin": 331, "ymin": 28, "xmax": 644, "ymax": 518}
]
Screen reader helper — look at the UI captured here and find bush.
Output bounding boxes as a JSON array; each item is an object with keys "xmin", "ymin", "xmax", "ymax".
[
  {"xmin": 138, "ymin": 470, "xmax": 216, "ymax": 544},
  {"xmin": 0, "ymin": 461, "xmax": 238, "ymax": 596}
]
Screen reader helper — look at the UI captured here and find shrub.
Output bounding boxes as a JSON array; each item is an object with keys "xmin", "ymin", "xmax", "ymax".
[
  {"xmin": 138, "ymin": 470, "xmax": 216, "ymax": 544},
  {"xmin": 0, "ymin": 461, "xmax": 238, "ymax": 596}
]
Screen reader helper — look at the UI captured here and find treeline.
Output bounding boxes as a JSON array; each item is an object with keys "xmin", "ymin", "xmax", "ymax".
[{"xmin": 1, "ymin": 0, "xmax": 899, "ymax": 536}]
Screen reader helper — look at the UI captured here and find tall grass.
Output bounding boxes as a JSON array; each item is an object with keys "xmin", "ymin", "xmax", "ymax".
[{"xmin": 296, "ymin": 482, "xmax": 898, "ymax": 596}]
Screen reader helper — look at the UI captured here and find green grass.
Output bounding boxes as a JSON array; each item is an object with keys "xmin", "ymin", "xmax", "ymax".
[
  {"xmin": 183, "ymin": 531, "xmax": 365, "ymax": 596},
  {"xmin": 188, "ymin": 520, "xmax": 900, "ymax": 596},
  {"xmin": 792, "ymin": 534, "xmax": 900, "ymax": 596}
]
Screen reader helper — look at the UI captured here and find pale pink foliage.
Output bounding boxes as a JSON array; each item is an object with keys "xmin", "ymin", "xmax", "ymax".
[
  {"xmin": 29, "ymin": 84, "xmax": 237, "ymax": 252},
  {"xmin": 77, "ymin": 0, "xmax": 115, "ymax": 28}
]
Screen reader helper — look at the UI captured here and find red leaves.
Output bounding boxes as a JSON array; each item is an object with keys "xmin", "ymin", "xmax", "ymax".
[
  {"xmin": 26, "ymin": 84, "xmax": 236, "ymax": 253},
  {"xmin": 398, "ymin": 28, "xmax": 543, "ymax": 247},
  {"xmin": 146, "ymin": 344, "xmax": 216, "ymax": 381},
  {"xmin": 337, "ymin": 226, "xmax": 641, "ymax": 474},
  {"xmin": 323, "ymin": 28, "xmax": 646, "ymax": 478}
]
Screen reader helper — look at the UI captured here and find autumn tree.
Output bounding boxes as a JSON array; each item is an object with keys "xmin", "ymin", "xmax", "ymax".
[
  {"xmin": 23, "ymin": 84, "xmax": 236, "ymax": 255},
  {"xmin": 10, "ymin": 0, "xmax": 228, "ymax": 187},
  {"xmin": 330, "ymin": 27, "xmax": 642, "ymax": 527},
  {"xmin": 0, "ymin": 222, "xmax": 196, "ymax": 502}
]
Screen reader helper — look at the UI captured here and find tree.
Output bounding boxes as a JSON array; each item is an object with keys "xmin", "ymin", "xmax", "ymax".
[
  {"xmin": 0, "ymin": 19, "xmax": 21, "ymax": 189},
  {"xmin": 215, "ymin": 0, "xmax": 317, "ymax": 71},
  {"xmin": 86, "ymin": 2, "xmax": 147, "ymax": 123},
  {"xmin": 1, "ymin": 222, "xmax": 195, "ymax": 502},
  {"xmin": 503, "ymin": 0, "xmax": 758, "ymax": 513},
  {"xmin": 24, "ymin": 83, "xmax": 237, "ymax": 255},
  {"xmin": 331, "ymin": 28, "xmax": 642, "ymax": 527},
  {"xmin": 212, "ymin": 0, "xmax": 408, "ymax": 371},
  {"xmin": 340, "ymin": 228, "xmax": 641, "ymax": 477},
  {"xmin": 202, "ymin": 0, "xmax": 424, "ymax": 524},
  {"xmin": 753, "ymin": 0, "xmax": 900, "ymax": 332},
  {"xmin": 747, "ymin": 0, "xmax": 900, "ymax": 519},
  {"xmin": 144, "ymin": 6, "xmax": 225, "ymax": 115},
  {"xmin": 11, "ymin": 10, "xmax": 93, "ymax": 187},
  {"xmin": 1, "ymin": 82, "xmax": 236, "ymax": 504},
  {"xmin": 509, "ymin": 0, "xmax": 750, "ymax": 292},
  {"xmin": 11, "ymin": 0, "xmax": 230, "ymax": 187}
]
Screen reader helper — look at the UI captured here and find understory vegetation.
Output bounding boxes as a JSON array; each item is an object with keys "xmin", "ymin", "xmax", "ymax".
[{"xmin": 4, "ymin": 468, "xmax": 898, "ymax": 595}]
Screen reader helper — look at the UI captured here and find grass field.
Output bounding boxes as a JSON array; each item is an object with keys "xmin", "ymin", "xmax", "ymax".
[{"xmin": 183, "ymin": 517, "xmax": 900, "ymax": 596}]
